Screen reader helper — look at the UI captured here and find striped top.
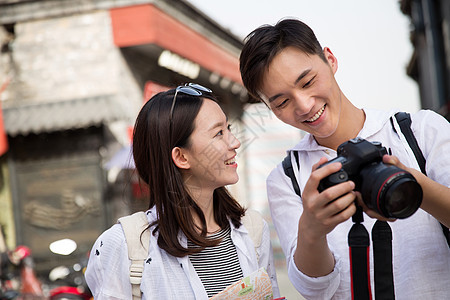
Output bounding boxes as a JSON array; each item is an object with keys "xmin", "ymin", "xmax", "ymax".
[{"xmin": 187, "ymin": 226, "xmax": 244, "ymax": 297}]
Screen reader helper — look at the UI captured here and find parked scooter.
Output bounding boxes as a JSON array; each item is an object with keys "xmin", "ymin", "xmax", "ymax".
[
  {"xmin": 0, "ymin": 245, "xmax": 45, "ymax": 300},
  {"xmin": 48, "ymin": 258, "xmax": 92, "ymax": 300},
  {"xmin": 49, "ymin": 285, "xmax": 91, "ymax": 300}
]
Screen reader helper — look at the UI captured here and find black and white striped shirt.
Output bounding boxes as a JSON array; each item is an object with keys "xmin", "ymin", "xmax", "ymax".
[{"xmin": 187, "ymin": 226, "xmax": 243, "ymax": 297}]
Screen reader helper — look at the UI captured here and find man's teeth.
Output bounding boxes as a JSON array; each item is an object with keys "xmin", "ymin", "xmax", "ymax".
[
  {"xmin": 225, "ymin": 158, "xmax": 236, "ymax": 165},
  {"xmin": 306, "ymin": 106, "xmax": 325, "ymax": 122}
]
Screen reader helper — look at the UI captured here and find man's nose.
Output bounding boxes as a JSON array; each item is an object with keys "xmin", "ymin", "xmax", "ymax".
[{"xmin": 292, "ymin": 92, "xmax": 315, "ymax": 116}]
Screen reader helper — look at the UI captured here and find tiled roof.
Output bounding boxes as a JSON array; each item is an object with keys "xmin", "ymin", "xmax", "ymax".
[{"xmin": 4, "ymin": 95, "xmax": 127, "ymax": 136}]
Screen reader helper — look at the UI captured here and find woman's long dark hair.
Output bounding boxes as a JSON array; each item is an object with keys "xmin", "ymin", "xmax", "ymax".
[{"xmin": 132, "ymin": 88, "xmax": 245, "ymax": 257}]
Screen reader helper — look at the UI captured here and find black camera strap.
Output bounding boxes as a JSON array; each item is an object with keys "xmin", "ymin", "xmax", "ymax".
[
  {"xmin": 348, "ymin": 209, "xmax": 395, "ymax": 300},
  {"xmin": 348, "ymin": 206, "xmax": 372, "ymax": 300},
  {"xmin": 372, "ymin": 221, "xmax": 395, "ymax": 299}
]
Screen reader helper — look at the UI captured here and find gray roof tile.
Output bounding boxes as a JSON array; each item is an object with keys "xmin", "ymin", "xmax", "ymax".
[{"xmin": 4, "ymin": 95, "xmax": 127, "ymax": 136}]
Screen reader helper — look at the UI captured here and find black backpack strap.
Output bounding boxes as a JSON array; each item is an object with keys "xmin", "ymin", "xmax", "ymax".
[
  {"xmin": 282, "ymin": 151, "xmax": 301, "ymax": 197},
  {"xmin": 393, "ymin": 112, "xmax": 449, "ymax": 247},
  {"xmin": 394, "ymin": 112, "xmax": 426, "ymax": 174}
]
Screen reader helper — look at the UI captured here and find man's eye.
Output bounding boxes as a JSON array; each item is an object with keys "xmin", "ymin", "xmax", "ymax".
[
  {"xmin": 303, "ymin": 76, "xmax": 316, "ymax": 88},
  {"xmin": 276, "ymin": 99, "xmax": 289, "ymax": 109},
  {"xmin": 215, "ymin": 130, "xmax": 223, "ymax": 137}
]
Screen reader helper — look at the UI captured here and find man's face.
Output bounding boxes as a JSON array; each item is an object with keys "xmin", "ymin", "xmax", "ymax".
[{"xmin": 260, "ymin": 46, "xmax": 342, "ymax": 139}]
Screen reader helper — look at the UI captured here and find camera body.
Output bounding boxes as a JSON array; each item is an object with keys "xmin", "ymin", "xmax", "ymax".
[{"xmin": 318, "ymin": 138, "xmax": 422, "ymax": 219}]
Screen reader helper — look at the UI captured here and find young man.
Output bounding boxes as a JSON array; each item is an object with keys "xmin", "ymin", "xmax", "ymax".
[{"xmin": 239, "ymin": 18, "xmax": 450, "ymax": 299}]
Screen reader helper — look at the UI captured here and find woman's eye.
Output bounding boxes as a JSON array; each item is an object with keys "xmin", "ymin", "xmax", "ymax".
[{"xmin": 227, "ymin": 124, "xmax": 232, "ymax": 131}]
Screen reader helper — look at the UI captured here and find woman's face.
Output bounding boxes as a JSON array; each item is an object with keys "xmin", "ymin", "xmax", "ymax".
[{"xmin": 180, "ymin": 99, "xmax": 241, "ymax": 191}]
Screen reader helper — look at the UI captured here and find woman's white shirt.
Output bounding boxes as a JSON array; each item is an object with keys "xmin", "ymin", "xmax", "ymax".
[{"xmin": 85, "ymin": 209, "xmax": 279, "ymax": 299}]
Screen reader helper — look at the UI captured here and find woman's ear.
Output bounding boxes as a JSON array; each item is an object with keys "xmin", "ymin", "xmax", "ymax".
[
  {"xmin": 323, "ymin": 47, "xmax": 338, "ymax": 74},
  {"xmin": 172, "ymin": 147, "xmax": 190, "ymax": 170}
]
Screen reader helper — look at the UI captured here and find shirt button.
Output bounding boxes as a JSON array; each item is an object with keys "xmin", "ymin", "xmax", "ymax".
[{"xmin": 324, "ymin": 149, "xmax": 330, "ymax": 155}]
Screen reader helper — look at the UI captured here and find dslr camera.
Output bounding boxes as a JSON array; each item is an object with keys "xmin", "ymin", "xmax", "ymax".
[{"xmin": 318, "ymin": 138, "xmax": 422, "ymax": 219}]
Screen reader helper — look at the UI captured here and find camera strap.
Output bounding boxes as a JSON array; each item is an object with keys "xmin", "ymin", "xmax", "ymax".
[
  {"xmin": 348, "ymin": 206, "xmax": 372, "ymax": 300},
  {"xmin": 348, "ymin": 207, "xmax": 395, "ymax": 300},
  {"xmin": 372, "ymin": 221, "xmax": 395, "ymax": 300}
]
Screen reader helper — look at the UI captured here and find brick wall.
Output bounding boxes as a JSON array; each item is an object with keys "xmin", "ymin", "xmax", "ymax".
[{"xmin": 2, "ymin": 10, "xmax": 142, "ymax": 123}]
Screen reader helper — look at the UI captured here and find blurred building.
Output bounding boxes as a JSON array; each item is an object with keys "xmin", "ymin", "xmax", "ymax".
[
  {"xmin": 400, "ymin": 0, "xmax": 450, "ymax": 119},
  {"xmin": 0, "ymin": 0, "xmax": 249, "ymax": 275},
  {"xmin": 239, "ymin": 103, "xmax": 303, "ymax": 268}
]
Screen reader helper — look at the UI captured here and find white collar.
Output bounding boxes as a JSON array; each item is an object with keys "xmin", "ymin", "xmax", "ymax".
[{"xmin": 289, "ymin": 108, "xmax": 399, "ymax": 153}]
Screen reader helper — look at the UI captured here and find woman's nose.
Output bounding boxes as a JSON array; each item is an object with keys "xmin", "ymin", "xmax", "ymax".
[{"xmin": 228, "ymin": 131, "xmax": 241, "ymax": 150}]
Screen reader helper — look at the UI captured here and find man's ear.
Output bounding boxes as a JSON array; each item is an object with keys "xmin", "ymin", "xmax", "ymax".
[
  {"xmin": 172, "ymin": 147, "xmax": 190, "ymax": 170},
  {"xmin": 323, "ymin": 47, "xmax": 338, "ymax": 74}
]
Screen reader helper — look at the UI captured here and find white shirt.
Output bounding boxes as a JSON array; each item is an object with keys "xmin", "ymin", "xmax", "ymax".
[
  {"xmin": 267, "ymin": 108, "xmax": 450, "ymax": 300},
  {"xmin": 85, "ymin": 208, "xmax": 280, "ymax": 299}
]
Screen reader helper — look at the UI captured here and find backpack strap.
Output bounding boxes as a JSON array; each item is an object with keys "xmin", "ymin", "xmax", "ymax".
[
  {"xmin": 392, "ymin": 112, "xmax": 449, "ymax": 247},
  {"xmin": 393, "ymin": 112, "xmax": 426, "ymax": 174},
  {"xmin": 282, "ymin": 151, "xmax": 301, "ymax": 197},
  {"xmin": 118, "ymin": 211, "xmax": 150, "ymax": 300},
  {"xmin": 241, "ymin": 209, "xmax": 264, "ymax": 262}
]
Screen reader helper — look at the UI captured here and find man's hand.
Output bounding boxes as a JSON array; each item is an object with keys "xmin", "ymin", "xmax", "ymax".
[
  {"xmin": 300, "ymin": 157, "xmax": 357, "ymax": 240},
  {"xmin": 294, "ymin": 157, "xmax": 357, "ymax": 277},
  {"xmin": 355, "ymin": 191, "xmax": 397, "ymax": 222},
  {"xmin": 382, "ymin": 154, "xmax": 450, "ymax": 227}
]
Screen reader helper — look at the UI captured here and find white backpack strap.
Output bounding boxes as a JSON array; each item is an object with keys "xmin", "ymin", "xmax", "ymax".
[
  {"xmin": 118, "ymin": 211, "xmax": 150, "ymax": 300},
  {"xmin": 241, "ymin": 209, "xmax": 264, "ymax": 262}
]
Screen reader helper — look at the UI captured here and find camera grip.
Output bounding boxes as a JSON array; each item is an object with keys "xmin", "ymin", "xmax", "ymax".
[{"xmin": 318, "ymin": 169, "xmax": 349, "ymax": 192}]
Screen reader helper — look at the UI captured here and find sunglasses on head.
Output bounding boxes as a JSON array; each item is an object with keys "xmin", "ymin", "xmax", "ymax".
[{"xmin": 169, "ymin": 83, "xmax": 213, "ymax": 122}]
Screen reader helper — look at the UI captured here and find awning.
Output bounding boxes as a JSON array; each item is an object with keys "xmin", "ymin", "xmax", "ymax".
[
  {"xmin": 4, "ymin": 95, "xmax": 127, "ymax": 136},
  {"xmin": 109, "ymin": 4, "xmax": 243, "ymax": 84}
]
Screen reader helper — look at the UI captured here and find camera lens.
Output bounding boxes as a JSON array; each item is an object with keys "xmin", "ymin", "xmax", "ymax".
[
  {"xmin": 383, "ymin": 179, "xmax": 422, "ymax": 218},
  {"xmin": 360, "ymin": 164, "xmax": 422, "ymax": 218}
]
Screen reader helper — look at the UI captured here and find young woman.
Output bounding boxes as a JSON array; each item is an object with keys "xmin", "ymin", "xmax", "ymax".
[{"xmin": 85, "ymin": 83, "xmax": 279, "ymax": 299}]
